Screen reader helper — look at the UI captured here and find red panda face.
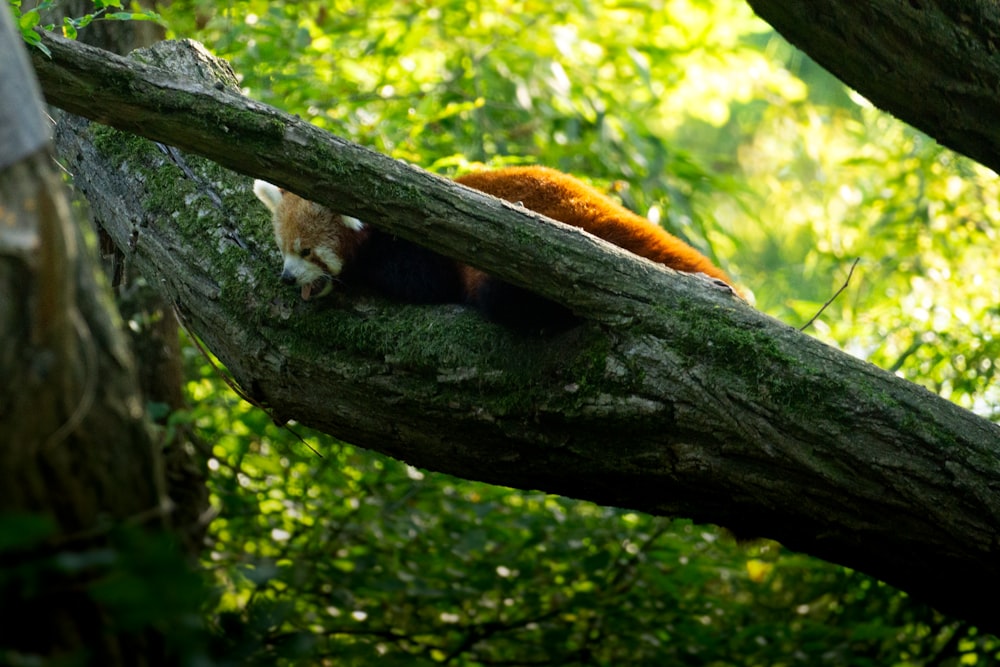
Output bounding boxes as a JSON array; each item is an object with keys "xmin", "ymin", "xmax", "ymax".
[{"xmin": 253, "ymin": 180, "xmax": 367, "ymax": 300}]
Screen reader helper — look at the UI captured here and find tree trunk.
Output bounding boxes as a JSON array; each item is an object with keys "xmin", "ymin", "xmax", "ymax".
[
  {"xmin": 0, "ymin": 9, "xmax": 179, "ymax": 662},
  {"xmin": 29, "ymin": 34, "xmax": 1000, "ymax": 632},
  {"xmin": 48, "ymin": 0, "xmax": 209, "ymax": 556},
  {"xmin": 62, "ymin": 0, "xmax": 166, "ymax": 53}
]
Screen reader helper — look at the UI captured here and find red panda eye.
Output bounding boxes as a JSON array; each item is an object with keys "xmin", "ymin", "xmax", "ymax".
[{"xmin": 299, "ymin": 248, "xmax": 311, "ymax": 258}]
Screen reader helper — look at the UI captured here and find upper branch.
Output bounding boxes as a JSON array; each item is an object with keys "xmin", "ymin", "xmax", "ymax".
[{"xmin": 746, "ymin": 0, "xmax": 1000, "ymax": 173}]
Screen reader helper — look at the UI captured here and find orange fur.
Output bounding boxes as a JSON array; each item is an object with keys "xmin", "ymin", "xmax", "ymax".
[
  {"xmin": 455, "ymin": 166, "xmax": 734, "ymax": 287},
  {"xmin": 255, "ymin": 180, "xmax": 371, "ymax": 299}
]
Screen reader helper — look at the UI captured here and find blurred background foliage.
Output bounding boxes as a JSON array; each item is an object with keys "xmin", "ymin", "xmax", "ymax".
[{"xmin": 26, "ymin": 0, "xmax": 1000, "ymax": 663}]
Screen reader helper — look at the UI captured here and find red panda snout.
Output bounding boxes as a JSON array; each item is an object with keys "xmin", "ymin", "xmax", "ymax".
[{"xmin": 278, "ymin": 245, "xmax": 340, "ymax": 300}]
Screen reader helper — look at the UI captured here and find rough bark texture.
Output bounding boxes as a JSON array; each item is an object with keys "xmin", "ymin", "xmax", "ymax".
[
  {"xmin": 33, "ymin": 36, "xmax": 1000, "ymax": 632},
  {"xmin": 0, "ymin": 152, "xmax": 164, "ymax": 530},
  {"xmin": 48, "ymin": 0, "xmax": 211, "ymax": 557},
  {"xmin": 0, "ymin": 11, "xmax": 172, "ymax": 661},
  {"xmin": 746, "ymin": 0, "xmax": 1000, "ymax": 174}
]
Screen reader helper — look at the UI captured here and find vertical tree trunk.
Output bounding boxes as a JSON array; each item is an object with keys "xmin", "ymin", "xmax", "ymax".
[
  {"xmin": 0, "ymin": 149, "xmax": 169, "ymax": 662},
  {"xmin": 0, "ymin": 7, "xmax": 190, "ymax": 664},
  {"xmin": 63, "ymin": 0, "xmax": 166, "ymax": 52},
  {"xmin": 52, "ymin": 0, "xmax": 210, "ymax": 554}
]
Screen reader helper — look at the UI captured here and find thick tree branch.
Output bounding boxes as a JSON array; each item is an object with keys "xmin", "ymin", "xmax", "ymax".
[
  {"xmin": 746, "ymin": 0, "xmax": 1000, "ymax": 174},
  {"xmin": 33, "ymin": 36, "xmax": 1000, "ymax": 631}
]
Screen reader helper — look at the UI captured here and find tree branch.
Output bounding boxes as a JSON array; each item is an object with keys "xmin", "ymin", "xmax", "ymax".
[
  {"xmin": 29, "ymin": 33, "xmax": 653, "ymax": 323},
  {"xmin": 746, "ymin": 0, "xmax": 1000, "ymax": 174},
  {"xmin": 33, "ymin": 35, "xmax": 1000, "ymax": 631}
]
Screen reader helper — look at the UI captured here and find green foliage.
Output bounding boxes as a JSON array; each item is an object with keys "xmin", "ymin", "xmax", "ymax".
[
  {"xmin": 9, "ymin": 0, "xmax": 56, "ymax": 54},
  {"xmin": 7, "ymin": 0, "xmax": 160, "ymax": 54},
  {"xmin": 152, "ymin": 0, "xmax": 1000, "ymax": 663}
]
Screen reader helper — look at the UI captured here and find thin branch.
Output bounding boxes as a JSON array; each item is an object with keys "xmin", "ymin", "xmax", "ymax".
[
  {"xmin": 173, "ymin": 306, "xmax": 323, "ymax": 458},
  {"xmin": 800, "ymin": 257, "xmax": 860, "ymax": 332}
]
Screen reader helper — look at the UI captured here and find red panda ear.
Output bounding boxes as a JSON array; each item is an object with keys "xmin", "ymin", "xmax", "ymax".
[{"xmin": 253, "ymin": 180, "xmax": 284, "ymax": 213}]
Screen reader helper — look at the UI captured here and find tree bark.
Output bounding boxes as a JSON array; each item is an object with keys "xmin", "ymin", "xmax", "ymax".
[
  {"xmin": 48, "ymin": 0, "xmax": 209, "ymax": 557},
  {"xmin": 0, "ymin": 9, "xmax": 174, "ymax": 662},
  {"xmin": 30, "ymin": 34, "xmax": 1000, "ymax": 632},
  {"xmin": 745, "ymin": 0, "xmax": 1000, "ymax": 174}
]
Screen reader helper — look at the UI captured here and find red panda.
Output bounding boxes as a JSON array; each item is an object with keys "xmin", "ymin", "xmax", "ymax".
[
  {"xmin": 253, "ymin": 166, "xmax": 735, "ymax": 328},
  {"xmin": 253, "ymin": 180, "xmax": 464, "ymax": 303}
]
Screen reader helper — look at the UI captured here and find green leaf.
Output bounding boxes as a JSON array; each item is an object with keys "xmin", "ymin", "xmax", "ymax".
[
  {"xmin": 18, "ymin": 8, "xmax": 40, "ymax": 30},
  {"xmin": 62, "ymin": 16, "xmax": 77, "ymax": 40}
]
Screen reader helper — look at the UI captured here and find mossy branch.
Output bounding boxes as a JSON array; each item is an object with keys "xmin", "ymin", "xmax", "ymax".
[{"xmin": 34, "ymin": 35, "xmax": 1000, "ymax": 632}]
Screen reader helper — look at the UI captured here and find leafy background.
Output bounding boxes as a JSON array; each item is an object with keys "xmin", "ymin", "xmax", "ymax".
[{"xmin": 13, "ymin": 0, "xmax": 1000, "ymax": 664}]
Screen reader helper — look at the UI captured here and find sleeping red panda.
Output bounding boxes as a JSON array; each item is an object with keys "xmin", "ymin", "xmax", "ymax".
[
  {"xmin": 252, "ymin": 180, "xmax": 464, "ymax": 304},
  {"xmin": 253, "ymin": 166, "xmax": 735, "ymax": 329}
]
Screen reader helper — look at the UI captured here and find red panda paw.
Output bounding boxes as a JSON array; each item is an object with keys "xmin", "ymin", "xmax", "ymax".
[{"xmin": 690, "ymin": 272, "xmax": 745, "ymax": 301}]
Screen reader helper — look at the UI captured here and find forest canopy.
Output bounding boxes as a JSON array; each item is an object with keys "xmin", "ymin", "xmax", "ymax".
[{"xmin": 6, "ymin": 0, "xmax": 1000, "ymax": 664}]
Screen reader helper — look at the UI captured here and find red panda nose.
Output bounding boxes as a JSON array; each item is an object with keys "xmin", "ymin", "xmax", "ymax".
[{"xmin": 280, "ymin": 270, "xmax": 297, "ymax": 285}]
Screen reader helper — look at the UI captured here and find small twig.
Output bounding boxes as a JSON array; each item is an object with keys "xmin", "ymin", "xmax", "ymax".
[
  {"xmin": 800, "ymin": 257, "xmax": 860, "ymax": 332},
  {"xmin": 172, "ymin": 305, "xmax": 323, "ymax": 458}
]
